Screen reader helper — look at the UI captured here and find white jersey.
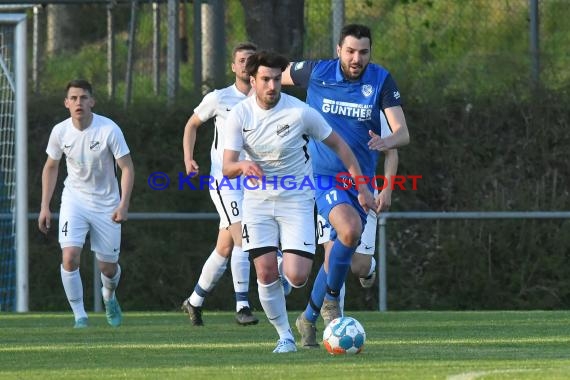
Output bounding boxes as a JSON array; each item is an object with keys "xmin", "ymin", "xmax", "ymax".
[
  {"xmin": 225, "ymin": 93, "xmax": 332, "ymax": 201},
  {"xmin": 193, "ymin": 84, "xmax": 248, "ymax": 181},
  {"xmin": 46, "ymin": 113, "xmax": 130, "ymax": 211}
]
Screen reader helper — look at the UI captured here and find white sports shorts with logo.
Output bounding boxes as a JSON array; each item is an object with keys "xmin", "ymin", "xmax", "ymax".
[
  {"xmin": 209, "ymin": 178, "xmax": 243, "ymax": 229},
  {"xmin": 241, "ymin": 196, "xmax": 316, "ymax": 254},
  {"xmin": 316, "ymin": 209, "xmax": 377, "ymax": 256},
  {"xmin": 58, "ymin": 199, "xmax": 121, "ymax": 263}
]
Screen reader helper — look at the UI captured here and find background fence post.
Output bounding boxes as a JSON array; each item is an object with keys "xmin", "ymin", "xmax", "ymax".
[
  {"xmin": 124, "ymin": 0, "xmax": 138, "ymax": 108},
  {"xmin": 529, "ymin": 0, "xmax": 540, "ymax": 88},
  {"xmin": 107, "ymin": 2, "xmax": 115, "ymax": 100},
  {"xmin": 331, "ymin": 0, "xmax": 344, "ymax": 57},
  {"xmin": 379, "ymin": 216, "xmax": 387, "ymax": 312},
  {"xmin": 167, "ymin": 0, "xmax": 179, "ymax": 104}
]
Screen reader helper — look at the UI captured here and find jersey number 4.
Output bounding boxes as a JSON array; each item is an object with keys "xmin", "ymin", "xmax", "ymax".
[
  {"xmin": 242, "ymin": 224, "xmax": 250, "ymax": 243},
  {"xmin": 61, "ymin": 221, "xmax": 69, "ymax": 236}
]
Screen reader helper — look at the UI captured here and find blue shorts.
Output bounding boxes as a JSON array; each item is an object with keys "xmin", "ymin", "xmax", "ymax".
[{"xmin": 314, "ymin": 175, "xmax": 367, "ymax": 242}]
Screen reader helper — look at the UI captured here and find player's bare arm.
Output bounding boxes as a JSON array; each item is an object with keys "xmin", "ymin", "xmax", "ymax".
[
  {"xmin": 222, "ymin": 149, "xmax": 263, "ymax": 180},
  {"xmin": 376, "ymin": 148, "xmax": 398, "ymax": 213},
  {"xmin": 281, "ymin": 63, "xmax": 295, "ymax": 86},
  {"xmin": 38, "ymin": 157, "xmax": 60, "ymax": 234},
  {"xmin": 322, "ymin": 131, "xmax": 375, "ymax": 212},
  {"xmin": 367, "ymin": 106, "xmax": 410, "ymax": 151},
  {"xmin": 182, "ymin": 113, "xmax": 204, "ymax": 175},
  {"xmin": 112, "ymin": 154, "xmax": 135, "ymax": 224}
]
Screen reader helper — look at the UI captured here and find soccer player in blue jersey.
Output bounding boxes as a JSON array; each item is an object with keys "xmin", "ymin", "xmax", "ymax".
[{"xmin": 282, "ymin": 24, "xmax": 410, "ymax": 347}]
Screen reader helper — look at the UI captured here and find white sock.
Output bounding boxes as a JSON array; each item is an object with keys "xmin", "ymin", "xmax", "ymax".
[
  {"xmin": 258, "ymin": 279, "xmax": 294, "ymax": 341},
  {"xmin": 231, "ymin": 246, "xmax": 250, "ymax": 311},
  {"xmin": 339, "ymin": 282, "xmax": 346, "ymax": 316},
  {"xmin": 60, "ymin": 265, "xmax": 87, "ymax": 321},
  {"xmin": 101, "ymin": 264, "xmax": 121, "ymax": 302},
  {"xmin": 189, "ymin": 250, "xmax": 228, "ymax": 307}
]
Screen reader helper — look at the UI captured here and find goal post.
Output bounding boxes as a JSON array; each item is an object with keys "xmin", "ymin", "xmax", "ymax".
[{"xmin": 0, "ymin": 13, "xmax": 28, "ymax": 312}]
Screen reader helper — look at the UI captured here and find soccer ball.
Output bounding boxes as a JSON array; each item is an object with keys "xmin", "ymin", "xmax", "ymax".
[{"xmin": 322, "ymin": 316, "xmax": 366, "ymax": 355}]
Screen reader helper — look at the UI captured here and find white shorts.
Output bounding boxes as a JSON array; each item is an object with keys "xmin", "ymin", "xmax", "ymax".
[
  {"xmin": 241, "ymin": 197, "xmax": 316, "ymax": 254},
  {"xmin": 209, "ymin": 179, "xmax": 243, "ymax": 229},
  {"xmin": 59, "ymin": 199, "xmax": 121, "ymax": 263},
  {"xmin": 316, "ymin": 210, "xmax": 377, "ymax": 256}
]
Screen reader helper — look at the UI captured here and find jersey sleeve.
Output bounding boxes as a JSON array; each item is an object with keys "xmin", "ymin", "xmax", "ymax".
[
  {"xmin": 302, "ymin": 107, "xmax": 332, "ymax": 141},
  {"xmin": 108, "ymin": 124, "xmax": 131, "ymax": 159},
  {"xmin": 193, "ymin": 90, "xmax": 219, "ymax": 122},
  {"xmin": 45, "ymin": 125, "xmax": 63, "ymax": 160},
  {"xmin": 289, "ymin": 60, "xmax": 319, "ymax": 88},
  {"xmin": 223, "ymin": 107, "xmax": 244, "ymax": 152},
  {"xmin": 379, "ymin": 74, "xmax": 403, "ymax": 109}
]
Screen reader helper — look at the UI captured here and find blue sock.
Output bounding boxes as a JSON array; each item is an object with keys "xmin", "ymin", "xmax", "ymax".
[
  {"xmin": 325, "ymin": 239, "xmax": 354, "ymax": 301},
  {"xmin": 303, "ymin": 264, "xmax": 327, "ymax": 323},
  {"xmin": 235, "ymin": 291, "xmax": 248, "ymax": 302}
]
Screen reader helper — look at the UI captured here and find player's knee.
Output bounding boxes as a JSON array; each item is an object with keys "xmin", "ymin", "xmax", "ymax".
[
  {"xmin": 351, "ymin": 254, "xmax": 372, "ymax": 276},
  {"xmin": 98, "ymin": 261, "xmax": 119, "ymax": 278},
  {"xmin": 61, "ymin": 248, "xmax": 81, "ymax": 270},
  {"xmin": 216, "ymin": 246, "xmax": 232, "ymax": 257},
  {"xmin": 61, "ymin": 261, "xmax": 79, "ymax": 272},
  {"xmin": 336, "ymin": 228, "xmax": 362, "ymax": 247},
  {"xmin": 351, "ymin": 261, "xmax": 370, "ymax": 277},
  {"xmin": 284, "ymin": 272, "xmax": 309, "ymax": 288},
  {"xmin": 256, "ymin": 267, "xmax": 279, "ymax": 284}
]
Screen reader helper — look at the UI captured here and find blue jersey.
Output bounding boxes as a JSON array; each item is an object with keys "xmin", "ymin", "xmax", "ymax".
[{"xmin": 290, "ymin": 59, "xmax": 401, "ymax": 180}]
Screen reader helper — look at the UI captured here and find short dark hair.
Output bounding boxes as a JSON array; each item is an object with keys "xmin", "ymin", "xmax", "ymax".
[
  {"xmin": 338, "ymin": 24, "xmax": 372, "ymax": 46},
  {"xmin": 233, "ymin": 42, "xmax": 257, "ymax": 59},
  {"xmin": 245, "ymin": 51, "xmax": 289, "ymax": 77},
  {"xmin": 66, "ymin": 79, "xmax": 93, "ymax": 96}
]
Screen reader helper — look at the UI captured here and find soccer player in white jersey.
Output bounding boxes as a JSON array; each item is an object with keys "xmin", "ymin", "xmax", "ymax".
[
  {"xmin": 223, "ymin": 51, "xmax": 375, "ymax": 353},
  {"xmin": 38, "ymin": 79, "xmax": 134, "ymax": 328},
  {"xmin": 180, "ymin": 43, "xmax": 259, "ymax": 326}
]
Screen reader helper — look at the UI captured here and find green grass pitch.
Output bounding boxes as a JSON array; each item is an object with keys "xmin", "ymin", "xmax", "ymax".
[{"xmin": 1, "ymin": 310, "xmax": 570, "ymax": 379}]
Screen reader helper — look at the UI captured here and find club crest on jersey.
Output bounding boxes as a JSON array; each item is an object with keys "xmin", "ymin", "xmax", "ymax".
[
  {"xmin": 361, "ymin": 84, "xmax": 373, "ymax": 97},
  {"xmin": 294, "ymin": 61, "xmax": 305, "ymax": 71},
  {"xmin": 89, "ymin": 141, "xmax": 101, "ymax": 151},
  {"xmin": 276, "ymin": 124, "xmax": 290, "ymax": 137}
]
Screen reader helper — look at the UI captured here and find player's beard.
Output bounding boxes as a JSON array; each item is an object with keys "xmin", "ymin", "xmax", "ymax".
[
  {"xmin": 261, "ymin": 92, "xmax": 280, "ymax": 109},
  {"xmin": 341, "ymin": 61, "xmax": 365, "ymax": 81}
]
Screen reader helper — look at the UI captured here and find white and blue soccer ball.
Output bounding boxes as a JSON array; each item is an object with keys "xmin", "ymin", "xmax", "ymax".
[{"xmin": 322, "ymin": 316, "xmax": 366, "ymax": 355}]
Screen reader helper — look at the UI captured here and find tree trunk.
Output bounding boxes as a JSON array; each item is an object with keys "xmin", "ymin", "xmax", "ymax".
[
  {"xmin": 46, "ymin": 4, "xmax": 74, "ymax": 56},
  {"xmin": 239, "ymin": 0, "xmax": 305, "ymax": 60}
]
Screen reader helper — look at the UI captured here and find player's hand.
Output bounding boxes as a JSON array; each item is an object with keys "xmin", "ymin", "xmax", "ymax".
[
  {"xmin": 241, "ymin": 161, "xmax": 264, "ymax": 185},
  {"xmin": 375, "ymin": 188, "xmax": 392, "ymax": 214},
  {"xmin": 368, "ymin": 130, "xmax": 393, "ymax": 151},
  {"xmin": 112, "ymin": 206, "xmax": 129, "ymax": 224},
  {"xmin": 357, "ymin": 187, "xmax": 375, "ymax": 213},
  {"xmin": 38, "ymin": 209, "xmax": 51, "ymax": 234},
  {"xmin": 185, "ymin": 159, "xmax": 200, "ymax": 176}
]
